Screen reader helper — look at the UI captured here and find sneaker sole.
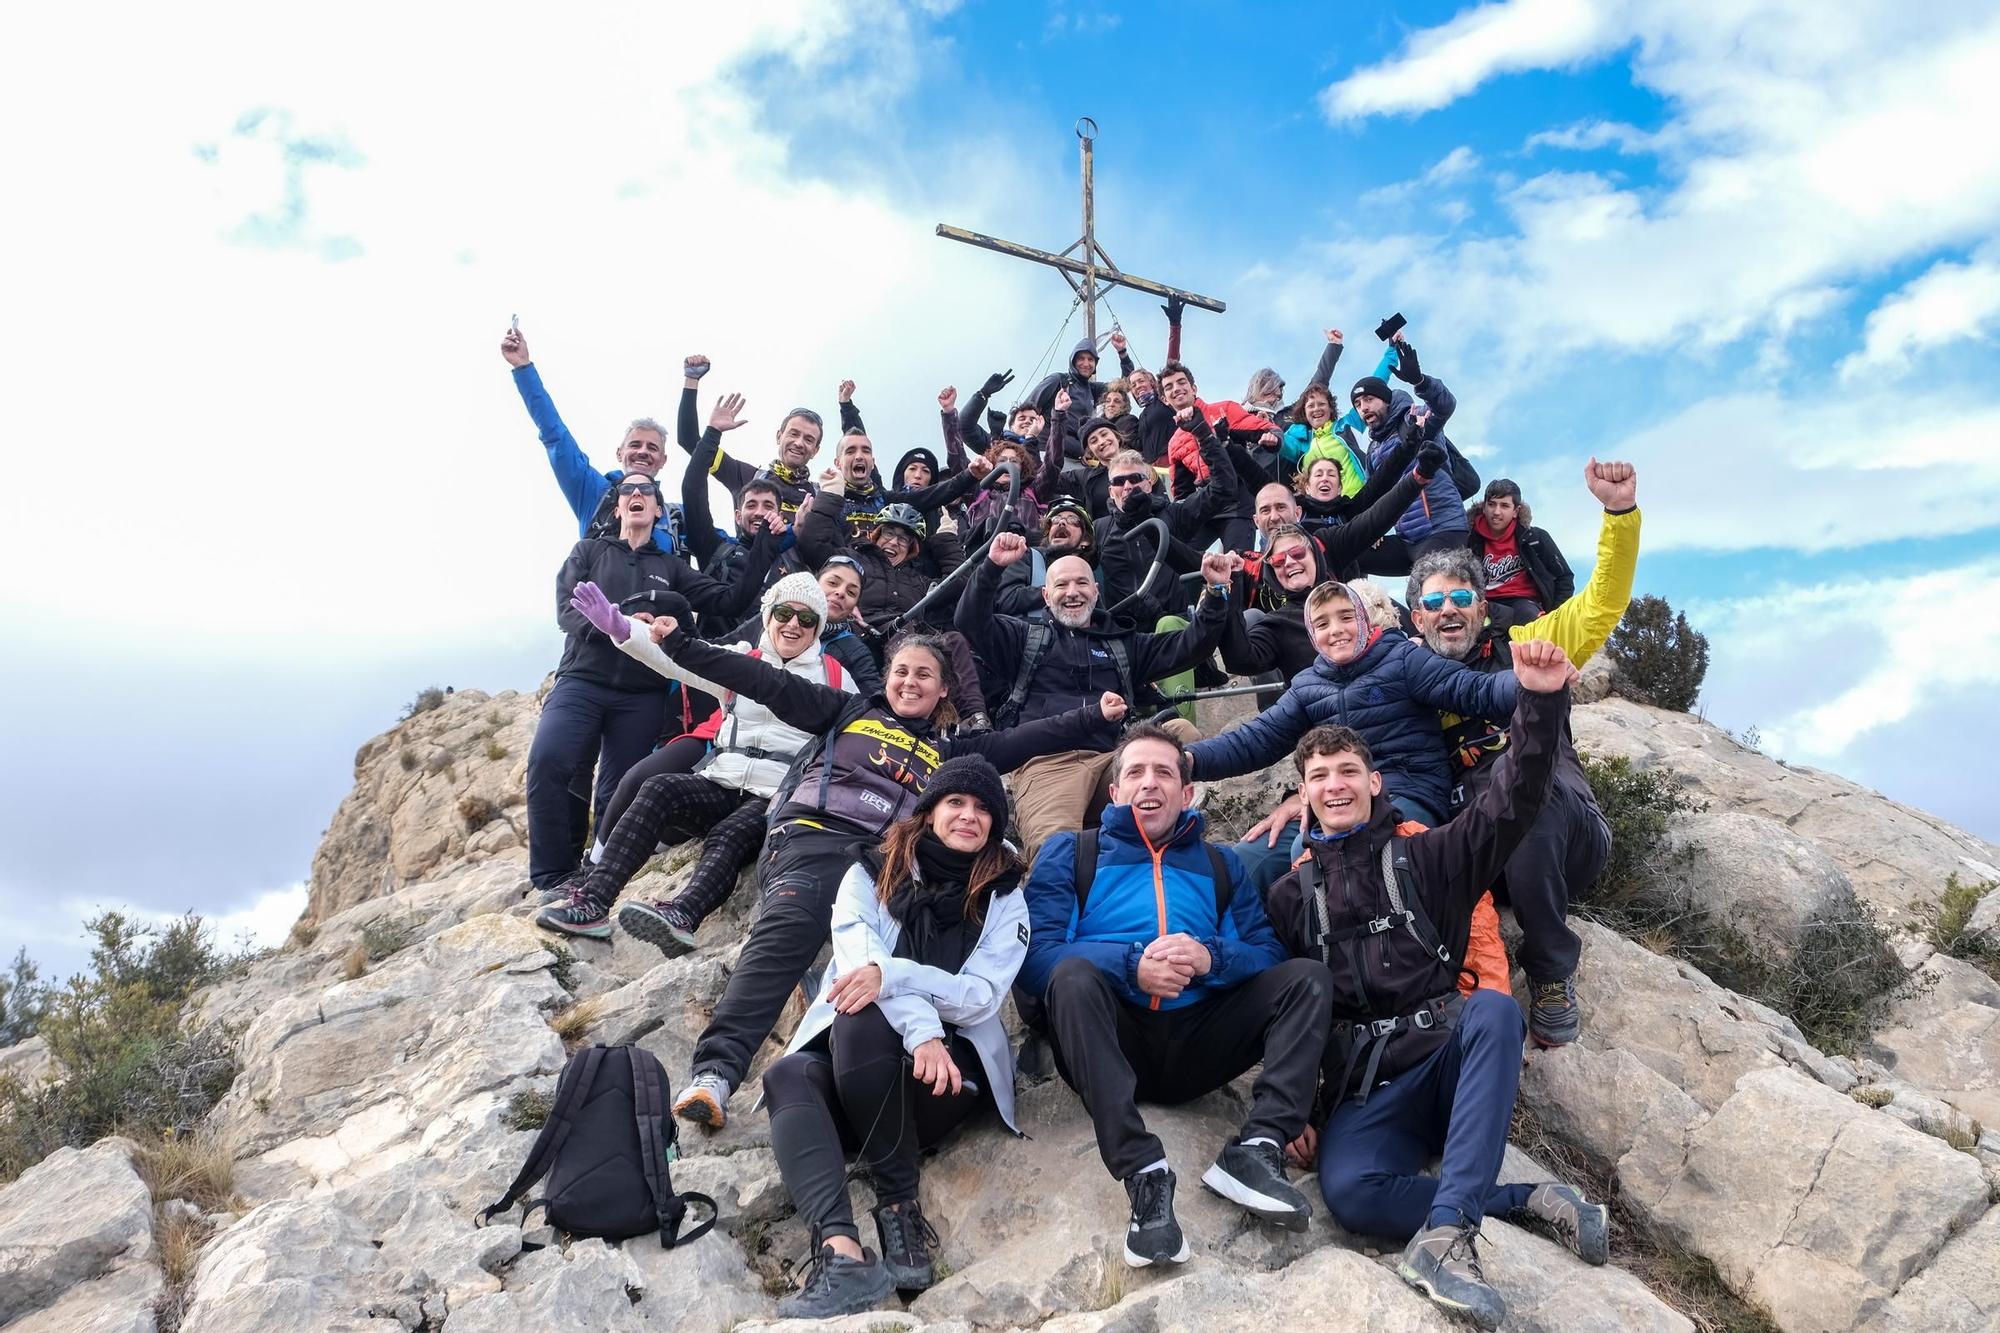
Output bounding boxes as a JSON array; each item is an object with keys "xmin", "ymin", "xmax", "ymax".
[
  {"xmin": 1396, "ymin": 1262, "xmax": 1503, "ymax": 1330},
  {"xmin": 1122, "ymin": 1235, "xmax": 1191, "ymax": 1268},
  {"xmin": 673, "ymin": 1087, "xmax": 726, "ymax": 1131},
  {"xmin": 1200, "ymin": 1163, "xmax": 1311, "ymax": 1232},
  {"xmin": 534, "ymin": 914, "xmax": 612, "ymax": 941},
  {"xmin": 617, "ymin": 904, "xmax": 697, "ymax": 958},
  {"xmin": 1573, "ymin": 1201, "xmax": 1610, "ymax": 1266},
  {"xmin": 1528, "ymin": 1019, "xmax": 1580, "ymax": 1049}
]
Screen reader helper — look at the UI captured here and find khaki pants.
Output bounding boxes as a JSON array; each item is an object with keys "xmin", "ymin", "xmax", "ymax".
[{"xmin": 1011, "ymin": 718, "xmax": 1201, "ymax": 865}]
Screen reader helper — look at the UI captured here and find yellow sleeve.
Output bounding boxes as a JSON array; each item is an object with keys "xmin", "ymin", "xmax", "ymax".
[{"xmin": 1509, "ymin": 507, "xmax": 1640, "ymax": 664}]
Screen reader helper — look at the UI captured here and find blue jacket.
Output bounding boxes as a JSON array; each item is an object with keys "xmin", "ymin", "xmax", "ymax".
[
  {"xmin": 1188, "ymin": 631, "xmax": 1518, "ymax": 822},
  {"xmin": 1018, "ymin": 806, "xmax": 1287, "ymax": 1012},
  {"xmin": 511, "ymin": 363, "xmax": 686, "ymax": 553},
  {"xmin": 1365, "ymin": 378, "xmax": 1466, "ymax": 542}
]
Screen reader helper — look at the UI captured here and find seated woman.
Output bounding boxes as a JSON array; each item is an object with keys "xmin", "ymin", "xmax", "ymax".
[
  {"xmin": 539, "ymin": 572, "xmax": 859, "ymax": 948},
  {"xmin": 761, "ymin": 757, "xmax": 1027, "ymax": 1318}
]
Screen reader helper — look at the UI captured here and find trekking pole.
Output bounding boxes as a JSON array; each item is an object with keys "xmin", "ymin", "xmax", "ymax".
[
  {"xmin": 884, "ymin": 459, "xmax": 1022, "ymax": 635},
  {"xmin": 1103, "ymin": 516, "xmax": 1172, "ymax": 620}
]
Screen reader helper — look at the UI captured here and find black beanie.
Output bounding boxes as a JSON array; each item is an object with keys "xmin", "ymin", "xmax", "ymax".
[
  {"xmin": 914, "ymin": 756, "xmax": 1010, "ymax": 832},
  {"xmin": 1351, "ymin": 376, "xmax": 1393, "ymax": 405}
]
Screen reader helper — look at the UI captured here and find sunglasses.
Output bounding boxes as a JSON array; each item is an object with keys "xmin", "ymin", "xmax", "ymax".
[
  {"xmin": 1109, "ymin": 472, "xmax": 1149, "ymax": 489},
  {"xmin": 1419, "ymin": 589, "xmax": 1478, "ymax": 612},
  {"xmin": 769, "ymin": 604, "xmax": 821, "ymax": 629},
  {"xmin": 1268, "ymin": 546, "xmax": 1312, "ymax": 568},
  {"xmin": 616, "ymin": 481, "xmax": 660, "ymax": 497}
]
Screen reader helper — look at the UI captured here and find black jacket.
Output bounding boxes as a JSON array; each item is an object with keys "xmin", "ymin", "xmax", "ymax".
[
  {"xmin": 652, "ymin": 626, "xmax": 1119, "ymax": 835},
  {"xmin": 553, "ymin": 535, "xmax": 771, "ymax": 692},
  {"xmin": 1465, "ymin": 510, "xmax": 1574, "ymax": 612},
  {"xmin": 956, "ymin": 556, "xmax": 1229, "ymax": 730},
  {"xmin": 1092, "ymin": 416, "xmax": 1237, "ymax": 621},
  {"xmin": 674, "ymin": 384, "xmax": 860, "ymax": 518},
  {"xmin": 1264, "ymin": 687, "xmax": 1565, "ymax": 1098},
  {"xmin": 796, "ymin": 485, "xmax": 965, "ymax": 633}
]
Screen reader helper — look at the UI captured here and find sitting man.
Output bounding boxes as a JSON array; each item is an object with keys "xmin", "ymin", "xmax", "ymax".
[
  {"xmin": 1016, "ymin": 724, "xmax": 1331, "ymax": 1266},
  {"xmin": 1265, "ymin": 641, "xmax": 1609, "ymax": 1331},
  {"xmin": 957, "ymin": 533, "xmax": 1233, "ymax": 859},
  {"xmin": 1412, "ymin": 458, "xmax": 1640, "ymax": 1047},
  {"xmin": 1464, "ymin": 478, "xmax": 1574, "ymax": 623}
]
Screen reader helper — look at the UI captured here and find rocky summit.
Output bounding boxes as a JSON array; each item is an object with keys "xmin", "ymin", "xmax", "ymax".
[{"xmin": 4, "ymin": 685, "xmax": 1998, "ymax": 1332}]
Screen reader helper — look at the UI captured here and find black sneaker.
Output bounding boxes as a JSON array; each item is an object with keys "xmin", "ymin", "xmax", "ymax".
[
  {"xmin": 1122, "ymin": 1168, "xmax": 1190, "ymax": 1268},
  {"xmin": 617, "ymin": 898, "xmax": 700, "ymax": 958},
  {"xmin": 536, "ymin": 862, "xmax": 596, "ymax": 906},
  {"xmin": 1528, "ymin": 976, "xmax": 1581, "ymax": 1048},
  {"xmin": 1201, "ymin": 1139, "xmax": 1312, "ymax": 1231},
  {"xmin": 534, "ymin": 885, "xmax": 611, "ymax": 941},
  {"xmin": 775, "ymin": 1243, "xmax": 894, "ymax": 1320},
  {"xmin": 1398, "ymin": 1222, "xmax": 1505, "ymax": 1330},
  {"xmin": 872, "ymin": 1199, "xmax": 940, "ymax": 1290},
  {"xmin": 1515, "ymin": 1182, "xmax": 1609, "ymax": 1266}
]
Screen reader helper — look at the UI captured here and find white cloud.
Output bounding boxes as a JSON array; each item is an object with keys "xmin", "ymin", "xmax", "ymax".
[
  {"xmin": 1524, "ymin": 118, "xmax": 1667, "ymax": 155},
  {"xmin": 1425, "ymin": 146, "xmax": 1482, "ymax": 184},
  {"xmin": 1839, "ymin": 249, "xmax": 2000, "ymax": 380}
]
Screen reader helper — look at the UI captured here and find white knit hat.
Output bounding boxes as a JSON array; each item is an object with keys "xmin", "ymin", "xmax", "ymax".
[{"xmin": 761, "ymin": 570, "xmax": 829, "ymax": 625}]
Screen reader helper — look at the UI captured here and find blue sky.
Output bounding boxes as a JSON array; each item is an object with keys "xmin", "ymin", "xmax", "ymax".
[{"xmin": 4, "ymin": 0, "xmax": 1998, "ymax": 980}]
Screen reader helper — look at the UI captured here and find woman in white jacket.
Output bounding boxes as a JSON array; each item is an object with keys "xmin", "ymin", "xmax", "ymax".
[
  {"xmin": 761, "ymin": 757, "xmax": 1027, "ymax": 1320},
  {"xmin": 538, "ymin": 571, "xmax": 858, "ymax": 948}
]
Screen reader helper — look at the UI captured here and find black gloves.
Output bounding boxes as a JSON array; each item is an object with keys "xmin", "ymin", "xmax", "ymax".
[
  {"xmin": 1391, "ymin": 341, "xmax": 1423, "ymax": 384},
  {"xmin": 1415, "ymin": 441, "xmax": 1447, "ymax": 480},
  {"xmin": 979, "ymin": 370, "xmax": 1015, "ymax": 399},
  {"xmin": 986, "ymin": 408, "xmax": 1007, "ymax": 437},
  {"xmin": 1161, "ymin": 296, "xmax": 1187, "ymax": 325}
]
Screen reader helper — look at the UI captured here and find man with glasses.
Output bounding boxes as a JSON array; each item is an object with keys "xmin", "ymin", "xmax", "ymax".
[
  {"xmin": 1403, "ymin": 459, "xmax": 1641, "ymax": 1047},
  {"xmin": 500, "ymin": 324, "xmax": 690, "ymax": 553},
  {"xmin": 1095, "ymin": 415, "xmax": 1238, "ymax": 626}
]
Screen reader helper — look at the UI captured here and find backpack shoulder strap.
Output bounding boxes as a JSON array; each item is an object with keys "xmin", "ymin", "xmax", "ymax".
[
  {"xmin": 1071, "ymin": 827, "xmax": 1100, "ymax": 913},
  {"xmin": 1104, "ymin": 636, "xmax": 1136, "ymax": 713},
  {"xmin": 478, "ymin": 1045, "xmax": 607, "ymax": 1224},
  {"xmin": 1205, "ymin": 843, "xmax": 1234, "ymax": 920},
  {"xmin": 1382, "ymin": 839, "xmax": 1451, "ymax": 966},
  {"xmin": 628, "ymin": 1048, "xmax": 716, "ymax": 1248},
  {"xmin": 999, "ymin": 621, "xmax": 1056, "ymax": 730}
]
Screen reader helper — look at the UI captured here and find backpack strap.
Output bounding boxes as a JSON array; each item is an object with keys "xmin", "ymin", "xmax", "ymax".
[
  {"xmin": 1070, "ymin": 827, "xmax": 1100, "ymax": 914},
  {"xmin": 996, "ymin": 622, "xmax": 1056, "ymax": 730},
  {"xmin": 1103, "ymin": 636, "xmax": 1136, "ymax": 715},
  {"xmin": 628, "ymin": 1049, "xmax": 717, "ymax": 1248},
  {"xmin": 478, "ymin": 1045, "xmax": 607, "ymax": 1225},
  {"xmin": 1384, "ymin": 841, "xmax": 1451, "ymax": 967},
  {"xmin": 1205, "ymin": 843, "xmax": 1233, "ymax": 920}
]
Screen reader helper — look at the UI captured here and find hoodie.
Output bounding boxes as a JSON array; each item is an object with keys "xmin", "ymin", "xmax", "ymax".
[
  {"xmin": 1029, "ymin": 337, "xmax": 1135, "ymax": 421},
  {"xmin": 1364, "ymin": 378, "xmax": 1467, "ymax": 542}
]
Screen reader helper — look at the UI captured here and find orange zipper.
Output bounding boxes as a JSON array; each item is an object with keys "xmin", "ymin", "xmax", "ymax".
[{"xmin": 1139, "ymin": 823, "xmax": 1169, "ymax": 1011}]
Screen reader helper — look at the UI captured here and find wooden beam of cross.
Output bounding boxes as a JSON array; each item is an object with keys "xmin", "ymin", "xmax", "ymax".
[{"xmin": 936, "ymin": 117, "xmax": 1225, "ymax": 345}]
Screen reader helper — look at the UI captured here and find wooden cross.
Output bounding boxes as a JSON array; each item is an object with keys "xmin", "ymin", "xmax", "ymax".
[{"xmin": 936, "ymin": 118, "xmax": 1226, "ymax": 345}]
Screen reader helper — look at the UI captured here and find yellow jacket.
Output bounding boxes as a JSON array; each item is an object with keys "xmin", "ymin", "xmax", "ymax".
[{"xmin": 1507, "ymin": 506, "xmax": 1641, "ymax": 664}]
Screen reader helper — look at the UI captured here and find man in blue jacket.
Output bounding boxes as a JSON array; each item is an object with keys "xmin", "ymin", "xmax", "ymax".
[
  {"xmin": 501, "ymin": 325, "xmax": 688, "ymax": 554},
  {"xmin": 1018, "ymin": 724, "xmax": 1331, "ymax": 1268},
  {"xmin": 1351, "ymin": 330, "xmax": 1468, "ymax": 565}
]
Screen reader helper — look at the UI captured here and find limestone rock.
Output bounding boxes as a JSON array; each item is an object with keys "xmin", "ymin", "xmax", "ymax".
[
  {"xmin": 0, "ymin": 1035, "xmax": 55, "ymax": 1087},
  {"xmin": 5, "ymin": 1262, "xmax": 163, "ymax": 1333},
  {"xmin": 1480, "ymin": 1220, "xmax": 1692, "ymax": 1333},
  {"xmin": 1652, "ymin": 811, "xmax": 1868, "ymax": 963},
  {"xmin": 1867, "ymin": 1203, "xmax": 2000, "ymax": 1332},
  {"xmin": 1650, "ymin": 1068, "xmax": 1989, "ymax": 1332},
  {"xmin": 1868, "ymin": 952, "xmax": 2000, "ymax": 1128},
  {"xmin": 305, "ymin": 687, "xmax": 538, "ymax": 925},
  {"xmin": 1572, "ymin": 698, "xmax": 2000, "ymax": 926},
  {"xmin": 178, "ymin": 1197, "xmax": 396, "ymax": 1333},
  {"xmin": 0, "ymin": 1138, "xmax": 155, "ymax": 1326},
  {"xmin": 1968, "ymin": 884, "xmax": 2000, "ymax": 944},
  {"xmin": 1035, "ymin": 1245, "xmax": 1452, "ymax": 1332}
]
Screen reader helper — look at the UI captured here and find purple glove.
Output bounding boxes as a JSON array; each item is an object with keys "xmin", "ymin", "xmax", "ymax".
[{"xmin": 570, "ymin": 582, "xmax": 631, "ymax": 643}]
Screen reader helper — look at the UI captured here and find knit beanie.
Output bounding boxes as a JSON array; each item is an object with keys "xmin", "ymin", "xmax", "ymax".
[
  {"xmin": 761, "ymin": 571, "xmax": 828, "ymax": 625},
  {"xmin": 1351, "ymin": 376, "xmax": 1393, "ymax": 406},
  {"xmin": 914, "ymin": 756, "xmax": 1011, "ymax": 831}
]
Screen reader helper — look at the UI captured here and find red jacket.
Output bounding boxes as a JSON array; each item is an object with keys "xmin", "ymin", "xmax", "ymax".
[{"xmin": 1167, "ymin": 398, "xmax": 1276, "ymax": 480}]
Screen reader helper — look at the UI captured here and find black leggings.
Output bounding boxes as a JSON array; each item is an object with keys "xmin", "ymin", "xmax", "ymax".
[
  {"xmin": 599, "ymin": 734, "xmax": 711, "ymax": 838},
  {"xmin": 763, "ymin": 1007, "xmax": 984, "ymax": 1244},
  {"xmin": 584, "ymin": 771, "xmax": 769, "ymax": 923}
]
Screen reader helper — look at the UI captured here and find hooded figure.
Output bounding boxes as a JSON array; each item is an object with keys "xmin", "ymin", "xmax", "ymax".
[{"xmin": 1030, "ymin": 336, "xmax": 1134, "ymax": 422}]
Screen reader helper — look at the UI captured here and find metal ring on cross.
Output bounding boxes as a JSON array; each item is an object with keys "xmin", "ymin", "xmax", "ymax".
[{"xmin": 1075, "ymin": 117, "xmax": 1097, "ymax": 142}]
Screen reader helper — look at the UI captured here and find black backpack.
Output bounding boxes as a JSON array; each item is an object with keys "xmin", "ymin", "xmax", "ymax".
[{"xmin": 479, "ymin": 1044, "xmax": 717, "ymax": 1247}]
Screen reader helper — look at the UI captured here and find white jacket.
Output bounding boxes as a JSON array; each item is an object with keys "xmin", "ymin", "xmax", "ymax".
[
  {"xmin": 784, "ymin": 861, "xmax": 1029, "ymax": 1134},
  {"xmin": 614, "ymin": 630, "xmax": 857, "ymax": 797}
]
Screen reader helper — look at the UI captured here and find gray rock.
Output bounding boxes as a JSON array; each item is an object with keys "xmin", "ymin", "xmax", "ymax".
[
  {"xmin": 179, "ymin": 1197, "xmax": 393, "ymax": 1333},
  {"xmin": 1866, "ymin": 1203, "xmax": 2000, "ymax": 1332},
  {"xmin": 1869, "ymin": 953, "xmax": 2000, "ymax": 1128},
  {"xmin": 443, "ymin": 1239, "xmax": 647, "ymax": 1331},
  {"xmin": 1479, "ymin": 1220, "xmax": 1692, "ymax": 1333},
  {"xmin": 1650, "ymin": 1068, "xmax": 1990, "ymax": 1331},
  {"xmin": 4, "ymin": 1262, "xmax": 163, "ymax": 1333},
  {"xmin": 1652, "ymin": 811, "xmax": 1869, "ymax": 965},
  {"xmin": 1968, "ymin": 885, "xmax": 2000, "ymax": 944},
  {"xmin": 1036, "ymin": 1244, "xmax": 1451, "ymax": 1331},
  {"xmin": 0, "ymin": 1138, "xmax": 155, "ymax": 1326},
  {"xmin": 0, "ymin": 1035, "xmax": 55, "ymax": 1087}
]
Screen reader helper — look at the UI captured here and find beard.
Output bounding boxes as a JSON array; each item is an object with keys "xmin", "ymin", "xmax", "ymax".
[
  {"xmin": 1050, "ymin": 600, "xmax": 1095, "ymax": 628},
  {"xmin": 1420, "ymin": 618, "xmax": 1476, "ymax": 661}
]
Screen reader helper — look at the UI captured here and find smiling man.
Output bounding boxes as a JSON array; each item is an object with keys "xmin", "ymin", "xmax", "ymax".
[
  {"xmin": 956, "ymin": 532, "xmax": 1235, "ymax": 858},
  {"xmin": 1015, "ymin": 724, "xmax": 1331, "ymax": 1267}
]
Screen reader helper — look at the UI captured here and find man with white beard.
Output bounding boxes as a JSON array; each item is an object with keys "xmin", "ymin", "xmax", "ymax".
[{"xmin": 956, "ymin": 531, "xmax": 1235, "ymax": 859}]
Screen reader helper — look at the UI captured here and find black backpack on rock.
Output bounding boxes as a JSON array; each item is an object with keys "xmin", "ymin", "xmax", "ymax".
[{"xmin": 479, "ymin": 1044, "xmax": 716, "ymax": 1247}]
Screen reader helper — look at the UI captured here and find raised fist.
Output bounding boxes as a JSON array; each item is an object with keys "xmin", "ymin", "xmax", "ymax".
[
  {"xmin": 1324, "ymin": 328, "xmax": 1343, "ymax": 344},
  {"xmin": 1199, "ymin": 552, "xmax": 1234, "ymax": 587},
  {"xmin": 1584, "ymin": 457, "xmax": 1638, "ymax": 511},
  {"xmin": 1054, "ymin": 387, "xmax": 1072, "ymax": 415},
  {"xmin": 987, "ymin": 532, "xmax": 1029, "ymax": 566},
  {"xmin": 837, "ymin": 379, "xmax": 856, "ymax": 404},
  {"xmin": 1109, "ymin": 330, "xmax": 1128, "ymax": 353},
  {"xmin": 683, "ymin": 354, "xmax": 711, "ymax": 380},
  {"xmin": 1512, "ymin": 639, "xmax": 1578, "ymax": 693},
  {"xmin": 1099, "ymin": 693, "xmax": 1129, "ymax": 723},
  {"xmin": 939, "ymin": 386, "xmax": 957, "ymax": 414},
  {"xmin": 501, "ymin": 328, "xmax": 530, "ymax": 368}
]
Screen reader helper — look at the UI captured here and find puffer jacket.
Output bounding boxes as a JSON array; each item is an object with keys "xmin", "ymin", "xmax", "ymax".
[
  {"xmin": 614, "ymin": 631, "xmax": 858, "ymax": 797},
  {"xmin": 796, "ymin": 483, "xmax": 965, "ymax": 632},
  {"xmin": 1017, "ymin": 806, "xmax": 1287, "ymax": 1012},
  {"xmin": 1187, "ymin": 630, "xmax": 1519, "ymax": 823},
  {"xmin": 1364, "ymin": 378, "xmax": 1467, "ymax": 542}
]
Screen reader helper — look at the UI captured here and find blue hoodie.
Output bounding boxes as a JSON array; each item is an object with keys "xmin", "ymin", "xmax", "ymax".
[
  {"xmin": 1018, "ymin": 805, "xmax": 1287, "ymax": 1012},
  {"xmin": 1365, "ymin": 376, "xmax": 1467, "ymax": 543}
]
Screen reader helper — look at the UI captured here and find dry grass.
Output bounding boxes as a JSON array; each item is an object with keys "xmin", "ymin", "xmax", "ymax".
[
  {"xmin": 150, "ymin": 1206, "xmax": 213, "ymax": 1332},
  {"xmin": 458, "ymin": 793, "xmax": 502, "ymax": 829},
  {"xmin": 548, "ymin": 997, "xmax": 605, "ymax": 1050},
  {"xmin": 1850, "ymin": 1085, "xmax": 1896, "ymax": 1109},
  {"xmin": 341, "ymin": 943, "xmax": 368, "ymax": 981},
  {"xmin": 1511, "ymin": 1103, "xmax": 1778, "ymax": 1333},
  {"xmin": 132, "ymin": 1126, "xmax": 242, "ymax": 1213},
  {"xmin": 1914, "ymin": 1114, "xmax": 1984, "ymax": 1155},
  {"xmin": 484, "ymin": 740, "xmax": 509, "ymax": 761}
]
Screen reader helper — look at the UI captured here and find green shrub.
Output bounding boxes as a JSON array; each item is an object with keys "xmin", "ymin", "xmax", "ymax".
[
  {"xmin": 502, "ymin": 1087, "xmax": 553, "ymax": 1131},
  {"xmin": 1931, "ymin": 874, "xmax": 1999, "ymax": 976},
  {"xmin": 0, "ymin": 949, "xmax": 48, "ymax": 1046},
  {"xmin": 484, "ymin": 740, "xmax": 509, "ymax": 762},
  {"xmin": 1579, "ymin": 755, "xmax": 1707, "ymax": 912},
  {"xmin": 0, "ymin": 914, "xmax": 242, "ymax": 1183},
  {"xmin": 399, "ymin": 686, "xmax": 448, "ymax": 722},
  {"xmin": 1608, "ymin": 594, "xmax": 1710, "ymax": 712},
  {"xmin": 360, "ymin": 916, "xmax": 419, "ymax": 962}
]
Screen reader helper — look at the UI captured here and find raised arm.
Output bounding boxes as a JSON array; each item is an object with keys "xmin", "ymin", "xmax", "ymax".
[
  {"xmin": 1169, "ymin": 412, "xmax": 1239, "ymax": 535},
  {"xmin": 1513, "ymin": 461, "xmax": 1641, "ymax": 665},
  {"xmin": 681, "ymin": 424, "xmax": 724, "ymax": 568},
  {"xmin": 1129, "ymin": 574, "xmax": 1231, "ymax": 681},
  {"xmin": 938, "ymin": 387, "xmax": 970, "ymax": 473},
  {"xmin": 954, "ymin": 540, "xmax": 1032, "ymax": 662},
  {"xmin": 1307, "ymin": 328, "xmax": 1345, "ymax": 389},
  {"xmin": 1315, "ymin": 455, "xmax": 1431, "ymax": 570},
  {"xmin": 1186, "ymin": 686, "xmax": 1312, "ymax": 780},
  {"xmin": 654, "ymin": 619, "xmax": 852, "ymax": 733},
  {"xmin": 505, "ymin": 344, "xmax": 606, "ymax": 534},
  {"xmin": 1405, "ymin": 642, "xmax": 1521, "ymax": 719},
  {"xmin": 837, "ymin": 379, "xmax": 865, "ymax": 437}
]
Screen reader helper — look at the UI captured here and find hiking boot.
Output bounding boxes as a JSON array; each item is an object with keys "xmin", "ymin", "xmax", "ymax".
[
  {"xmin": 1201, "ymin": 1139, "xmax": 1311, "ymax": 1231},
  {"xmin": 1528, "ymin": 976, "xmax": 1581, "ymax": 1048},
  {"xmin": 872, "ymin": 1199, "xmax": 940, "ymax": 1290},
  {"xmin": 617, "ymin": 898, "xmax": 700, "ymax": 958},
  {"xmin": 1515, "ymin": 1183, "xmax": 1609, "ymax": 1266},
  {"xmin": 1122, "ymin": 1168, "xmax": 1190, "ymax": 1267},
  {"xmin": 1397, "ymin": 1222, "xmax": 1505, "ymax": 1330},
  {"xmin": 776, "ymin": 1243, "xmax": 894, "ymax": 1319},
  {"xmin": 534, "ymin": 885, "xmax": 612, "ymax": 941},
  {"xmin": 673, "ymin": 1072, "xmax": 732, "ymax": 1131},
  {"xmin": 537, "ymin": 862, "xmax": 597, "ymax": 906}
]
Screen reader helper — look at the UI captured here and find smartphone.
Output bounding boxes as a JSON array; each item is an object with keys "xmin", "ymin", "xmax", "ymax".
[
  {"xmin": 510, "ymin": 313, "xmax": 520, "ymax": 332},
  {"xmin": 1375, "ymin": 312, "xmax": 1406, "ymax": 341}
]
